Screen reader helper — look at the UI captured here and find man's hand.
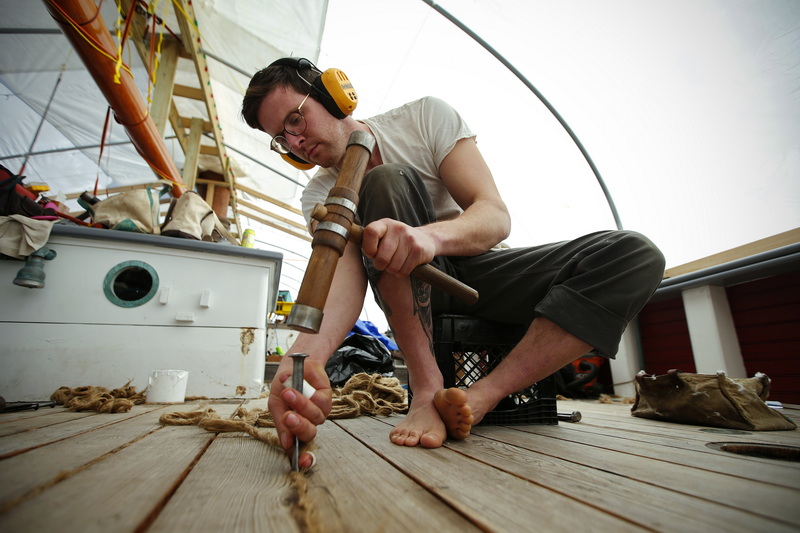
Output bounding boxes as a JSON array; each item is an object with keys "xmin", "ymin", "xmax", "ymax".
[
  {"xmin": 361, "ymin": 218, "xmax": 437, "ymax": 277},
  {"xmin": 268, "ymin": 358, "xmax": 332, "ymax": 469}
]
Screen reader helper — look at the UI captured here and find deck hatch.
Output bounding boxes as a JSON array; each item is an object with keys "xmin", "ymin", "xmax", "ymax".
[{"xmin": 707, "ymin": 442, "xmax": 800, "ymax": 462}]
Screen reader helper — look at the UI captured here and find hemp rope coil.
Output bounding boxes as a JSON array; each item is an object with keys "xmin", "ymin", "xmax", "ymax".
[
  {"xmin": 51, "ymin": 382, "xmax": 146, "ymax": 413},
  {"xmin": 50, "ymin": 373, "xmax": 407, "ymax": 466},
  {"xmin": 158, "ymin": 373, "xmax": 407, "ymax": 457}
]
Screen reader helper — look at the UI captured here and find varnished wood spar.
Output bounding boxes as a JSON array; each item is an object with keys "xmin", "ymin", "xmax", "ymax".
[
  {"xmin": 311, "ymin": 206, "xmax": 479, "ymax": 306},
  {"xmin": 287, "ymin": 131, "xmax": 374, "ymax": 333},
  {"xmin": 44, "ymin": 0, "xmax": 186, "ymax": 196}
]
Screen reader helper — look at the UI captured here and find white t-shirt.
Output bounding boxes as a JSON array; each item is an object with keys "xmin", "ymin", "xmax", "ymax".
[{"xmin": 300, "ymin": 96, "xmax": 475, "ymax": 224}]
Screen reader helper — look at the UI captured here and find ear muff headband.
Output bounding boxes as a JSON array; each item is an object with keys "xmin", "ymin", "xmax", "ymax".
[
  {"xmin": 268, "ymin": 57, "xmax": 358, "ymax": 120},
  {"xmin": 267, "ymin": 58, "xmax": 358, "ymax": 170}
]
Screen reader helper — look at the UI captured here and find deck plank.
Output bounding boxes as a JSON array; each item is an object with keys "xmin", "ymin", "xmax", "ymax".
[
  {"xmin": 0, "ymin": 404, "xmax": 172, "ymax": 509},
  {"xmin": 462, "ymin": 426, "xmax": 795, "ymax": 532},
  {"xmin": 470, "ymin": 423, "xmax": 800, "ymax": 526},
  {"xmin": 0, "ymin": 405, "xmax": 165, "ymax": 458},
  {"xmin": 0, "ymin": 407, "xmax": 94, "ymax": 438},
  {"xmin": 374, "ymin": 412, "xmax": 800, "ymax": 532},
  {"xmin": 1, "ymin": 398, "xmax": 796, "ymax": 532},
  {"xmin": 335, "ymin": 415, "xmax": 648, "ymax": 532},
  {"xmin": 537, "ymin": 421, "xmax": 800, "ymax": 489},
  {"xmin": 564, "ymin": 400, "xmax": 800, "ymax": 446},
  {"xmin": 148, "ymin": 433, "xmax": 300, "ymax": 533},
  {"xmin": 0, "ymin": 402, "xmax": 241, "ymax": 532},
  {"xmin": 309, "ymin": 415, "xmax": 483, "ymax": 532},
  {"xmin": 551, "ymin": 403, "xmax": 800, "ymax": 489}
]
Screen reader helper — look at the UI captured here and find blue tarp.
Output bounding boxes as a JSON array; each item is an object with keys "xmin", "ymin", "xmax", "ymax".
[{"xmin": 348, "ymin": 319, "xmax": 398, "ymax": 351}]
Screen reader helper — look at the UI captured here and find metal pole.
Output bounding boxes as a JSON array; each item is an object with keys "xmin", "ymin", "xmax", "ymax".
[
  {"xmin": 19, "ymin": 67, "xmax": 65, "ymax": 175},
  {"xmin": 218, "ymin": 138, "xmax": 308, "ymax": 188},
  {"xmin": 199, "ymin": 47, "xmax": 253, "ymax": 78},
  {"xmin": 0, "ymin": 136, "xmax": 177, "ymax": 161}
]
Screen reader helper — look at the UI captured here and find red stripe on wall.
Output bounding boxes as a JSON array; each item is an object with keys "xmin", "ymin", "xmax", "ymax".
[{"xmin": 728, "ymin": 270, "xmax": 800, "ymax": 404}]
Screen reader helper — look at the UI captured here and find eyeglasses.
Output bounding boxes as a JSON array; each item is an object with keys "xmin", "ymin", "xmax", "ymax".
[{"xmin": 270, "ymin": 94, "xmax": 310, "ymax": 155}]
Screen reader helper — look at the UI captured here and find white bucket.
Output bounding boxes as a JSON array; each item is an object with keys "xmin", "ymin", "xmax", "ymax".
[{"xmin": 147, "ymin": 370, "xmax": 189, "ymax": 403}]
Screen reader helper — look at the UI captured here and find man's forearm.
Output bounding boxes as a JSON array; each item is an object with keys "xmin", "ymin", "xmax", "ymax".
[{"xmin": 424, "ymin": 197, "xmax": 510, "ymax": 257}]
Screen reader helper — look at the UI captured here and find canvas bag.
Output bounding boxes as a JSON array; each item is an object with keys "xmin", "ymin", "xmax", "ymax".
[
  {"xmin": 90, "ymin": 186, "xmax": 163, "ymax": 234},
  {"xmin": 161, "ymin": 191, "xmax": 237, "ymax": 244},
  {"xmin": 631, "ymin": 369, "xmax": 796, "ymax": 431}
]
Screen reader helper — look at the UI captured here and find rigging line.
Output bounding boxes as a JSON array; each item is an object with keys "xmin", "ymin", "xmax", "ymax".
[
  {"xmin": 19, "ymin": 65, "xmax": 65, "ymax": 175},
  {"xmin": 419, "ymin": 0, "xmax": 623, "ymax": 230},
  {"xmin": 198, "ymin": 48, "xmax": 252, "ymax": 78},
  {"xmin": 252, "ymin": 239, "xmax": 310, "ymax": 261},
  {"xmin": 377, "ymin": 9, "xmax": 432, "ymax": 113},
  {"xmin": 44, "ymin": 0, "xmax": 133, "ymax": 78},
  {"xmin": 0, "ymin": 136, "xmax": 178, "ymax": 161},
  {"xmin": 195, "ymin": 47, "xmax": 249, "ymax": 96},
  {"xmin": 0, "ymin": 28, "xmax": 62, "ymax": 34}
]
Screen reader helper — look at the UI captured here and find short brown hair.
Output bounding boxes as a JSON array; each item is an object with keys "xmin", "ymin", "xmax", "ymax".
[{"xmin": 241, "ymin": 60, "xmax": 317, "ymax": 131}]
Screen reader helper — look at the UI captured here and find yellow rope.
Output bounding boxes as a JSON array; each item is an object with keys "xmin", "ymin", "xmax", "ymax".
[{"xmin": 45, "ymin": 0, "xmax": 133, "ymax": 80}]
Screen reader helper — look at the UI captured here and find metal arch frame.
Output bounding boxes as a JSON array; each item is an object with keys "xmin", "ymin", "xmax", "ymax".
[{"xmin": 421, "ymin": 0, "xmax": 623, "ymax": 230}]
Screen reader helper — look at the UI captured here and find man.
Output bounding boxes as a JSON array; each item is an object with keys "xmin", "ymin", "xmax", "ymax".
[{"xmin": 241, "ymin": 58, "xmax": 665, "ymax": 469}]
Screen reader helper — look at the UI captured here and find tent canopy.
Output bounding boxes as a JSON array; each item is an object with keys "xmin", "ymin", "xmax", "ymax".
[{"xmin": 2, "ymin": 0, "xmax": 799, "ymax": 326}]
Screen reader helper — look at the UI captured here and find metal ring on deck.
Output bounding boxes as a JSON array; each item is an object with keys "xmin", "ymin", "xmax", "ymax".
[
  {"xmin": 316, "ymin": 221, "xmax": 350, "ymax": 240},
  {"xmin": 324, "ymin": 196, "xmax": 357, "ymax": 215}
]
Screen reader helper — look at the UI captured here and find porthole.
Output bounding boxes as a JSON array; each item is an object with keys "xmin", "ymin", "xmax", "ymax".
[{"xmin": 103, "ymin": 261, "xmax": 159, "ymax": 308}]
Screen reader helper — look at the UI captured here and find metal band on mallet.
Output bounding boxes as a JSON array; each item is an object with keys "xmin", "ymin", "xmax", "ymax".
[
  {"xmin": 316, "ymin": 221, "xmax": 351, "ymax": 241},
  {"xmin": 324, "ymin": 196, "xmax": 358, "ymax": 215}
]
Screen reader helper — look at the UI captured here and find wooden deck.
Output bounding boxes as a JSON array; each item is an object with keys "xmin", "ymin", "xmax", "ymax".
[{"xmin": 1, "ymin": 397, "xmax": 798, "ymax": 532}]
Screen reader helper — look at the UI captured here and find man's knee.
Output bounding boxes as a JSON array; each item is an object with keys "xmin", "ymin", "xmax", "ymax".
[
  {"xmin": 609, "ymin": 230, "xmax": 666, "ymax": 286},
  {"xmin": 361, "ymin": 163, "xmax": 418, "ymax": 198},
  {"xmin": 358, "ymin": 164, "xmax": 436, "ymax": 226}
]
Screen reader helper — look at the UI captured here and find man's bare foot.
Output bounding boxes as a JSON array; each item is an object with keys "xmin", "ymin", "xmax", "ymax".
[
  {"xmin": 433, "ymin": 388, "xmax": 474, "ymax": 440},
  {"xmin": 390, "ymin": 400, "xmax": 447, "ymax": 448}
]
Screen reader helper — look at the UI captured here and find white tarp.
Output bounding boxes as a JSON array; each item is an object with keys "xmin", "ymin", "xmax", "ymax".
[
  {"xmin": 2, "ymin": 0, "xmax": 799, "ymax": 329},
  {"xmin": 0, "ymin": 0, "xmax": 327, "ymax": 206}
]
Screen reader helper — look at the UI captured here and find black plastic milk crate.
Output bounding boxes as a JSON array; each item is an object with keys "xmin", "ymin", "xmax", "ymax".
[{"xmin": 433, "ymin": 314, "xmax": 557, "ymax": 425}]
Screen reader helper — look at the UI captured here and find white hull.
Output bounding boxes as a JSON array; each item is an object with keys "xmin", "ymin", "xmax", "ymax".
[{"xmin": 0, "ymin": 225, "xmax": 282, "ymax": 401}]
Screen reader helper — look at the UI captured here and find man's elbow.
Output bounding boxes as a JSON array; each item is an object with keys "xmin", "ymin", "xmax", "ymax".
[{"xmin": 494, "ymin": 203, "xmax": 512, "ymax": 242}]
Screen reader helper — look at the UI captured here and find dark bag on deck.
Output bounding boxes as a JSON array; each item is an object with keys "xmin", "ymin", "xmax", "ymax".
[
  {"xmin": 631, "ymin": 369, "xmax": 796, "ymax": 431},
  {"xmin": 325, "ymin": 334, "xmax": 395, "ymax": 388}
]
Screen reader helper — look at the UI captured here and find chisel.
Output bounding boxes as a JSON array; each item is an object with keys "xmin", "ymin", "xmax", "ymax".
[{"xmin": 289, "ymin": 353, "xmax": 309, "ymax": 471}]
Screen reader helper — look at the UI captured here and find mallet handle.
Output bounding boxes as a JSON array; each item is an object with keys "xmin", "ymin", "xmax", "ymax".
[
  {"xmin": 310, "ymin": 206, "xmax": 478, "ymax": 306},
  {"xmin": 347, "ymin": 224, "xmax": 479, "ymax": 306}
]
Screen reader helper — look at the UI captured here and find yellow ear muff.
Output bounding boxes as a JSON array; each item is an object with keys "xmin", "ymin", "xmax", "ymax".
[
  {"xmin": 319, "ymin": 68, "xmax": 358, "ymax": 118},
  {"xmin": 281, "ymin": 152, "xmax": 315, "ymax": 171}
]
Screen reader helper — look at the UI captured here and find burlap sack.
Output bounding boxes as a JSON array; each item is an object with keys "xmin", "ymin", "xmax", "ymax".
[
  {"xmin": 631, "ymin": 370, "xmax": 796, "ymax": 431},
  {"xmin": 161, "ymin": 191, "xmax": 237, "ymax": 244},
  {"xmin": 91, "ymin": 188, "xmax": 162, "ymax": 234}
]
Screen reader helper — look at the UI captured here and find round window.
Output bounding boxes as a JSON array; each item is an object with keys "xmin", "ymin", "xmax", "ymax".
[{"xmin": 103, "ymin": 261, "xmax": 159, "ymax": 307}]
